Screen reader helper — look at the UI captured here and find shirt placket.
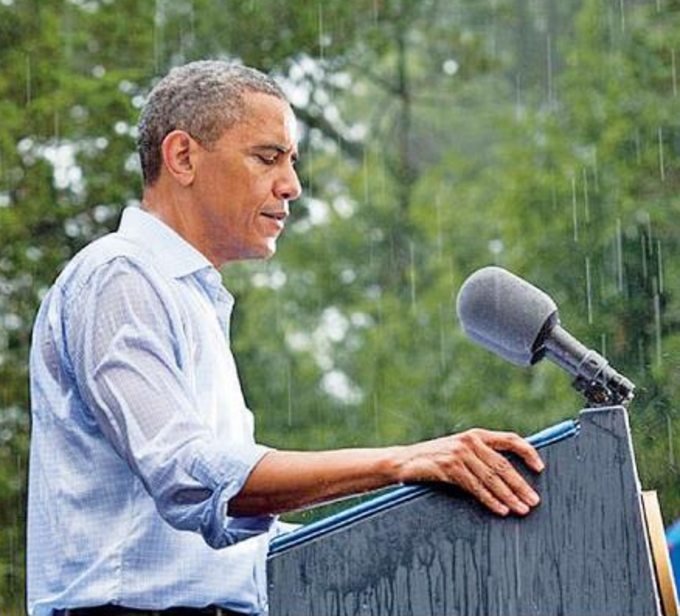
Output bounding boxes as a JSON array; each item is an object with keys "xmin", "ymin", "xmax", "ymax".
[{"xmin": 202, "ymin": 270, "xmax": 234, "ymax": 341}]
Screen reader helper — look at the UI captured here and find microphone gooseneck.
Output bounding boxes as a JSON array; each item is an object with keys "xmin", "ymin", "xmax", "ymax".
[{"xmin": 538, "ymin": 324, "xmax": 635, "ymax": 406}]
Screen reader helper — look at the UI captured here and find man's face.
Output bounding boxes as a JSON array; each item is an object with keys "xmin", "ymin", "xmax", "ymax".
[{"xmin": 192, "ymin": 92, "xmax": 302, "ymax": 265}]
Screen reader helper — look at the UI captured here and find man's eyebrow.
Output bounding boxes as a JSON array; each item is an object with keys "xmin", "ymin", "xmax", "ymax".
[{"xmin": 252, "ymin": 144, "xmax": 288, "ymax": 153}]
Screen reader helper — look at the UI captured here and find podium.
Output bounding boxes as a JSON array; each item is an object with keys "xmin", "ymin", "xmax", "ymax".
[{"xmin": 267, "ymin": 407, "xmax": 678, "ymax": 615}]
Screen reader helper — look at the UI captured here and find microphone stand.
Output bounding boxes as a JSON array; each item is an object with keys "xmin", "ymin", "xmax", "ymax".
[{"xmin": 539, "ymin": 325, "xmax": 636, "ymax": 408}]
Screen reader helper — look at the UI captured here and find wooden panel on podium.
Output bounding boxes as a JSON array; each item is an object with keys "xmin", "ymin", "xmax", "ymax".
[
  {"xmin": 267, "ymin": 407, "xmax": 663, "ymax": 615},
  {"xmin": 643, "ymin": 491, "xmax": 679, "ymax": 616}
]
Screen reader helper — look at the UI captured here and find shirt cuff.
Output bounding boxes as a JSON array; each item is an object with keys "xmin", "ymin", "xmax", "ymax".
[{"xmin": 191, "ymin": 443, "xmax": 276, "ymax": 548}]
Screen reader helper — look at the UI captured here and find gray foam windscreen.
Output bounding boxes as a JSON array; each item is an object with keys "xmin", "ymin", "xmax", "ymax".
[{"xmin": 456, "ymin": 266, "xmax": 558, "ymax": 366}]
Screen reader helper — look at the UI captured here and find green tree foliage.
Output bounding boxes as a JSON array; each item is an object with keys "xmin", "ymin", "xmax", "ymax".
[{"xmin": 1, "ymin": 0, "xmax": 678, "ymax": 611}]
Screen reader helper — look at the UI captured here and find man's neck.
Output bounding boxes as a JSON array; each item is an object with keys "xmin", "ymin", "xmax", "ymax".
[{"xmin": 141, "ymin": 185, "xmax": 220, "ymax": 267}]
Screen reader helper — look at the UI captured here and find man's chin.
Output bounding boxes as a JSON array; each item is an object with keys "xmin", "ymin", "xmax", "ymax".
[
  {"xmin": 247, "ymin": 242, "xmax": 277, "ymax": 261},
  {"xmin": 226, "ymin": 238, "xmax": 278, "ymax": 262}
]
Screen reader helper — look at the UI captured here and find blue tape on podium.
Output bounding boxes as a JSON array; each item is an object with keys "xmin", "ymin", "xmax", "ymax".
[{"xmin": 268, "ymin": 417, "xmax": 580, "ymax": 556}]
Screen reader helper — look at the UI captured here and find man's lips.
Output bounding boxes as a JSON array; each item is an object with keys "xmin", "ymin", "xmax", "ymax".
[
  {"xmin": 259, "ymin": 210, "xmax": 288, "ymax": 233},
  {"xmin": 260, "ymin": 211, "xmax": 288, "ymax": 221}
]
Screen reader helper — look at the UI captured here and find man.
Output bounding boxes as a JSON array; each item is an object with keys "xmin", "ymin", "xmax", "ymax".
[{"xmin": 27, "ymin": 61, "xmax": 544, "ymax": 616}]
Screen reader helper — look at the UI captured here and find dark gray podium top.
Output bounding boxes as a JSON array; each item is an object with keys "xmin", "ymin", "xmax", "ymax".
[{"xmin": 267, "ymin": 407, "xmax": 661, "ymax": 616}]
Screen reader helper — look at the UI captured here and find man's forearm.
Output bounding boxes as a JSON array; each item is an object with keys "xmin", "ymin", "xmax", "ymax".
[{"xmin": 228, "ymin": 447, "xmax": 402, "ymax": 516}]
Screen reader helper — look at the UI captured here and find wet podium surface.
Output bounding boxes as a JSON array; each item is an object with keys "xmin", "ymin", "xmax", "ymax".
[{"xmin": 267, "ymin": 407, "xmax": 662, "ymax": 616}]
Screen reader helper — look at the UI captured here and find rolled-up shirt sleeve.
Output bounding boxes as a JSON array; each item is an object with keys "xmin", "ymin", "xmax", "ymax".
[{"xmin": 63, "ymin": 257, "xmax": 274, "ymax": 548}]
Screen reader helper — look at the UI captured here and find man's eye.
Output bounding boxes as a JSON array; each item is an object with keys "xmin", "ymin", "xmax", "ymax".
[{"xmin": 258, "ymin": 155, "xmax": 277, "ymax": 165}]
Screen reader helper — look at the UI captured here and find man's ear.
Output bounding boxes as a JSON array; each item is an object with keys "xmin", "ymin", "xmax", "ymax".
[{"xmin": 161, "ymin": 130, "xmax": 198, "ymax": 187}]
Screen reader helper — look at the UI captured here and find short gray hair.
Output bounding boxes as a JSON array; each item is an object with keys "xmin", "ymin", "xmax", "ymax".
[{"xmin": 137, "ymin": 60, "xmax": 287, "ymax": 186}]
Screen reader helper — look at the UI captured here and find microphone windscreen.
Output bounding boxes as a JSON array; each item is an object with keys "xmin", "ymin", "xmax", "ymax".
[{"xmin": 456, "ymin": 266, "xmax": 558, "ymax": 366}]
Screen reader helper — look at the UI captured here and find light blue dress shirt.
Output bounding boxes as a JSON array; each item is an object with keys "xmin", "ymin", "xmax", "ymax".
[{"xmin": 28, "ymin": 207, "xmax": 280, "ymax": 615}]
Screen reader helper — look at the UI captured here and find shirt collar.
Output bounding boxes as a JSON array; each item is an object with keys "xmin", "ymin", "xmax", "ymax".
[{"xmin": 117, "ymin": 206, "xmax": 215, "ymax": 279}]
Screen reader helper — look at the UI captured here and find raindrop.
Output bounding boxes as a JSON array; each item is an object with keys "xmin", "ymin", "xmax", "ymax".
[
  {"xmin": 616, "ymin": 218, "xmax": 623, "ymax": 292},
  {"xmin": 653, "ymin": 291, "xmax": 662, "ymax": 367},
  {"xmin": 286, "ymin": 360, "xmax": 293, "ymax": 427},
  {"xmin": 657, "ymin": 239, "xmax": 664, "ymax": 294},
  {"xmin": 600, "ymin": 333, "xmax": 607, "ymax": 358},
  {"xmin": 585, "ymin": 256, "xmax": 593, "ymax": 324},
  {"xmin": 672, "ymin": 49, "xmax": 677, "ymax": 98},
  {"xmin": 439, "ymin": 303, "xmax": 447, "ymax": 372},
  {"xmin": 409, "ymin": 240, "xmax": 417, "ymax": 315},
  {"xmin": 435, "ymin": 196, "xmax": 443, "ymax": 264},
  {"xmin": 606, "ymin": 5, "xmax": 616, "ymax": 50},
  {"xmin": 304, "ymin": 146, "xmax": 321, "ymax": 212},
  {"xmin": 619, "ymin": 0, "xmax": 626, "ymax": 32},
  {"xmin": 363, "ymin": 146, "xmax": 370, "ymax": 206},
  {"xmin": 640, "ymin": 233, "xmax": 648, "ymax": 282},
  {"xmin": 54, "ymin": 110, "xmax": 60, "ymax": 143},
  {"xmin": 646, "ymin": 210, "xmax": 653, "ymax": 254},
  {"xmin": 25, "ymin": 54, "xmax": 31, "ymax": 105},
  {"xmin": 657, "ymin": 127, "xmax": 665, "ymax": 181},
  {"xmin": 546, "ymin": 34, "xmax": 554, "ymax": 110},
  {"xmin": 582, "ymin": 167, "xmax": 590, "ymax": 224},
  {"xmin": 317, "ymin": 3, "xmax": 325, "ymax": 61},
  {"xmin": 571, "ymin": 175, "xmax": 579, "ymax": 242},
  {"xmin": 449, "ymin": 256, "xmax": 456, "ymax": 296},
  {"xmin": 514, "ymin": 523, "xmax": 522, "ymax": 597},
  {"xmin": 489, "ymin": 1, "xmax": 499, "ymax": 60},
  {"xmin": 154, "ymin": 0, "xmax": 166, "ymax": 73}
]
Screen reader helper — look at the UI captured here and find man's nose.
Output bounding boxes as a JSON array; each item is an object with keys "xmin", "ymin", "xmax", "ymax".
[{"xmin": 275, "ymin": 164, "xmax": 302, "ymax": 202}]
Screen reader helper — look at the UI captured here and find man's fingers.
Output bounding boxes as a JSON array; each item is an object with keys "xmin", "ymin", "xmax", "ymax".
[
  {"xmin": 457, "ymin": 464, "xmax": 511, "ymax": 517},
  {"xmin": 486, "ymin": 431, "xmax": 545, "ymax": 473},
  {"xmin": 467, "ymin": 444, "xmax": 539, "ymax": 513}
]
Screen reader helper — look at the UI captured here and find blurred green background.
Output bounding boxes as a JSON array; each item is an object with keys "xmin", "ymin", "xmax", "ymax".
[{"xmin": 1, "ymin": 0, "xmax": 679, "ymax": 611}]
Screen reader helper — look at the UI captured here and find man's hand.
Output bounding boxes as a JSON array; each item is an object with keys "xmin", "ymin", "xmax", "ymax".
[{"xmin": 393, "ymin": 429, "xmax": 544, "ymax": 516}]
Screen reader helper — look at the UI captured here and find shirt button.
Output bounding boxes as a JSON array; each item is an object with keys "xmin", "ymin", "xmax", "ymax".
[{"xmin": 206, "ymin": 271, "xmax": 221, "ymax": 287}]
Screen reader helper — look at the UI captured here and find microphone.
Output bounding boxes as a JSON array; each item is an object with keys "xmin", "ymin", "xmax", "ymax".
[{"xmin": 456, "ymin": 266, "xmax": 635, "ymax": 406}]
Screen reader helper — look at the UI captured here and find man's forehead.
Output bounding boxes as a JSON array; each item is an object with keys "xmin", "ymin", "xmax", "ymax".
[{"xmin": 238, "ymin": 92, "xmax": 298, "ymax": 145}]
